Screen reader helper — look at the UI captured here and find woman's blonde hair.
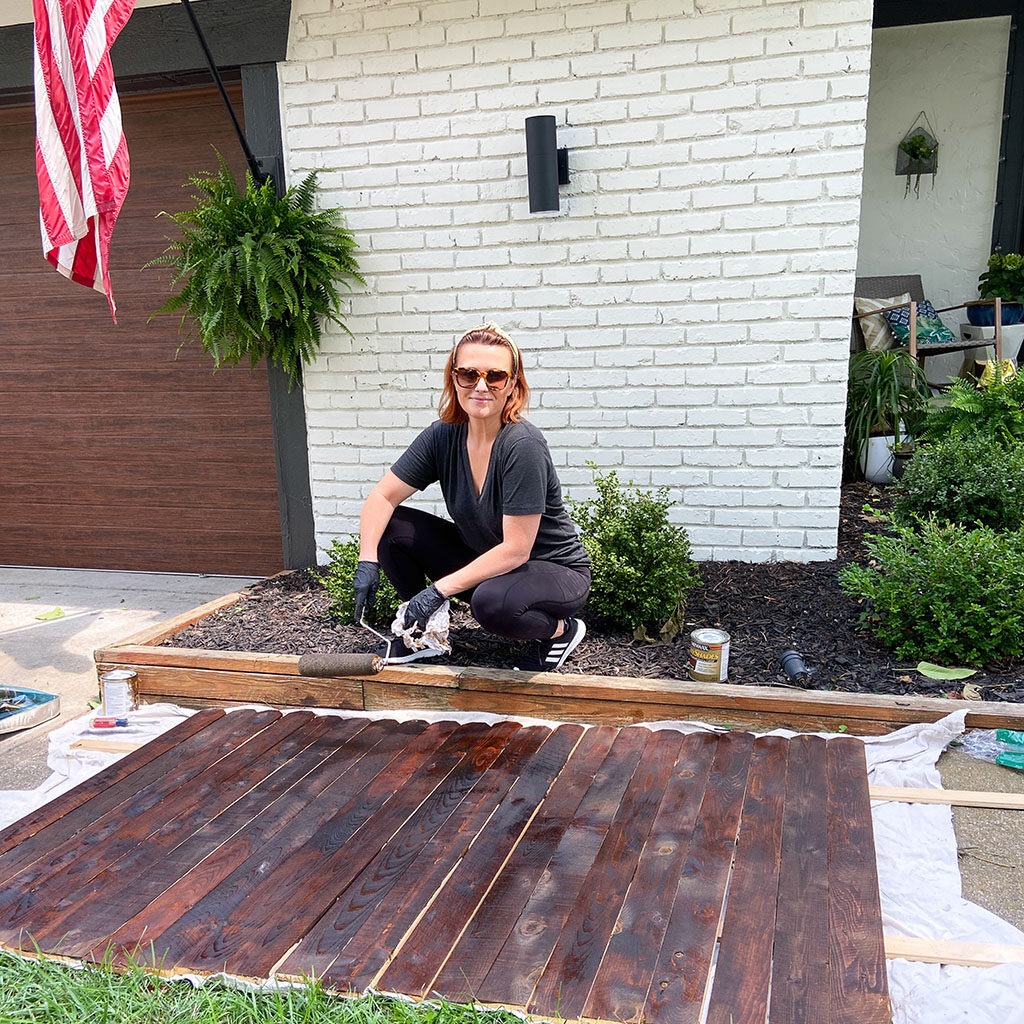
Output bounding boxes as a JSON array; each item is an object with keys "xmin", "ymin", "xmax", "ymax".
[{"xmin": 438, "ymin": 322, "xmax": 530, "ymax": 425}]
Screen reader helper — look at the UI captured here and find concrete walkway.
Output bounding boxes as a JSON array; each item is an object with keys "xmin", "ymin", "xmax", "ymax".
[{"xmin": 0, "ymin": 567, "xmax": 255, "ymax": 790}]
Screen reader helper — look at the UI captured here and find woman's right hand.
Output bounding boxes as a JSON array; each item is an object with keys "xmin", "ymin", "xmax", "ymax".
[{"xmin": 353, "ymin": 561, "xmax": 381, "ymax": 622}]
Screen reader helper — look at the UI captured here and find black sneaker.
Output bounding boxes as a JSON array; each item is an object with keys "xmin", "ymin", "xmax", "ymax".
[
  {"xmin": 377, "ymin": 638, "xmax": 448, "ymax": 665},
  {"xmin": 514, "ymin": 618, "xmax": 586, "ymax": 672}
]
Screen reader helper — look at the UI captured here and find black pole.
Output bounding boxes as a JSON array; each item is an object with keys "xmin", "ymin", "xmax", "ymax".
[{"xmin": 178, "ymin": 0, "xmax": 268, "ymax": 186}]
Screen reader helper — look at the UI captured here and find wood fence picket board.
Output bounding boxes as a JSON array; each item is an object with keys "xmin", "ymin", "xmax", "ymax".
[{"xmin": 0, "ymin": 713, "xmax": 891, "ymax": 1023}]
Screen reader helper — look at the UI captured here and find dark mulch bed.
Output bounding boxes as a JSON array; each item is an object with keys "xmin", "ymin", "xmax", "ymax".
[{"xmin": 164, "ymin": 483, "xmax": 1024, "ymax": 702}]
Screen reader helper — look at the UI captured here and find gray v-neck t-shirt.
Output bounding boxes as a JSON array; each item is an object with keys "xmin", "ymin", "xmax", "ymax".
[{"xmin": 391, "ymin": 419, "xmax": 590, "ymax": 571}]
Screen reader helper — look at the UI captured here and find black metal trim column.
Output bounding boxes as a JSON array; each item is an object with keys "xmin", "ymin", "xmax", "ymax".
[
  {"xmin": 242, "ymin": 63, "xmax": 318, "ymax": 569},
  {"xmin": 993, "ymin": 4, "xmax": 1024, "ymax": 253}
]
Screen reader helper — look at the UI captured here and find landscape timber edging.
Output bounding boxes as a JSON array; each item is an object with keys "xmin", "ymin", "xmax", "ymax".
[{"xmin": 91, "ymin": 585, "xmax": 1024, "ymax": 737}]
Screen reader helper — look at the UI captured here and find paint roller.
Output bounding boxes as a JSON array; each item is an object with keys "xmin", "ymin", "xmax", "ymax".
[
  {"xmin": 297, "ymin": 652, "xmax": 384, "ymax": 677},
  {"xmin": 296, "ymin": 613, "xmax": 406, "ymax": 677}
]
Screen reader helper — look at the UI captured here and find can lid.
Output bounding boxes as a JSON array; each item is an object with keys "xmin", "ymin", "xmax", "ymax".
[
  {"xmin": 690, "ymin": 628, "xmax": 730, "ymax": 644},
  {"xmin": 100, "ymin": 669, "xmax": 137, "ymax": 682}
]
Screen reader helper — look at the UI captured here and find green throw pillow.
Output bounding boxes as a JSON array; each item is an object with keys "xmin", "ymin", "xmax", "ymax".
[{"xmin": 881, "ymin": 300, "xmax": 956, "ymax": 346}]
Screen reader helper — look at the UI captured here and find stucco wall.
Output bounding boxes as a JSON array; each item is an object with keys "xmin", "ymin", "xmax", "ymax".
[
  {"xmin": 857, "ymin": 17, "xmax": 1010, "ymax": 382},
  {"xmin": 281, "ymin": 0, "xmax": 873, "ymax": 563}
]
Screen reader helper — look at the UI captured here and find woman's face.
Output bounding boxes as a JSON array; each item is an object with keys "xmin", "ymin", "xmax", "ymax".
[{"xmin": 452, "ymin": 341, "xmax": 516, "ymax": 427}]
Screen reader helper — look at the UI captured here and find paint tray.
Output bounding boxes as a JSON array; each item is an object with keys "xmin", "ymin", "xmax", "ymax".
[{"xmin": 0, "ymin": 686, "xmax": 61, "ymax": 734}]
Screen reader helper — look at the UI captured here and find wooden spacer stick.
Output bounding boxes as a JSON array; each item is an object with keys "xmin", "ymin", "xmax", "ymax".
[
  {"xmin": 870, "ymin": 785, "xmax": 1024, "ymax": 809},
  {"xmin": 885, "ymin": 934, "xmax": 1024, "ymax": 967},
  {"xmin": 70, "ymin": 739, "xmax": 144, "ymax": 754}
]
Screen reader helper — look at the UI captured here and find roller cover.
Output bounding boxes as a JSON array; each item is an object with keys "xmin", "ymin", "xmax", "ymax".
[{"xmin": 297, "ymin": 652, "xmax": 384, "ymax": 677}]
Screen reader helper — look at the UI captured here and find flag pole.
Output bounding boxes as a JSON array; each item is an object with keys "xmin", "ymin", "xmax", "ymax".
[{"xmin": 178, "ymin": 0, "xmax": 269, "ymax": 186}]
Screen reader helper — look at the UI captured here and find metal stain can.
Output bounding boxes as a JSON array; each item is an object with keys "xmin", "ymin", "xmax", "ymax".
[
  {"xmin": 687, "ymin": 628, "xmax": 730, "ymax": 682},
  {"xmin": 99, "ymin": 669, "xmax": 139, "ymax": 716}
]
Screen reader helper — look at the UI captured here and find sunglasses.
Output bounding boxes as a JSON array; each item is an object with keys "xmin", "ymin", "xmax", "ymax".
[{"xmin": 452, "ymin": 366, "xmax": 514, "ymax": 390}]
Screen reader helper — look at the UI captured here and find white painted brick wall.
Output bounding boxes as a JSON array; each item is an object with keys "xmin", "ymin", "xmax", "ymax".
[{"xmin": 281, "ymin": 0, "xmax": 872, "ymax": 562}]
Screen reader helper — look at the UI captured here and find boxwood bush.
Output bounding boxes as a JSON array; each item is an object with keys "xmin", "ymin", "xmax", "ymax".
[
  {"xmin": 838, "ymin": 515, "xmax": 1024, "ymax": 664},
  {"xmin": 568, "ymin": 467, "xmax": 701, "ymax": 638},
  {"xmin": 892, "ymin": 434, "xmax": 1024, "ymax": 533},
  {"xmin": 321, "ymin": 538, "xmax": 399, "ymax": 624}
]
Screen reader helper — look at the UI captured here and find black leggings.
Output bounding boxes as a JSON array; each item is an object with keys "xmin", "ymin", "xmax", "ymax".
[{"xmin": 377, "ymin": 506, "xmax": 590, "ymax": 641}]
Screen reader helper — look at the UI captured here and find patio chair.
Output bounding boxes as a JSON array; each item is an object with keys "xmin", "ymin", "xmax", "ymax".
[{"xmin": 852, "ymin": 274, "xmax": 1004, "ymax": 371}]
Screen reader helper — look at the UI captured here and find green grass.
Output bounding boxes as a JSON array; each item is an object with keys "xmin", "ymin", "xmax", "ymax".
[{"xmin": 0, "ymin": 951, "xmax": 522, "ymax": 1024}]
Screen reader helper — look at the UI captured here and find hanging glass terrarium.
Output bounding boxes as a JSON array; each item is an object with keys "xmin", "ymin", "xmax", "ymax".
[{"xmin": 896, "ymin": 112, "xmax": 938, "ymax": 198}]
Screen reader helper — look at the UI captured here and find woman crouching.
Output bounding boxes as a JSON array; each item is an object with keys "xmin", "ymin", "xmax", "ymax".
[{"xmin": 352, "ymin": 323, "xmax": 590, "ymax": 671}]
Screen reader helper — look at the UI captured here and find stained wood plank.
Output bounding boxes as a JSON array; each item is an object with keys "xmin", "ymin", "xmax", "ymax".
[
  {"xmin": 228, "ymin": 723, "xmax": 523, "ymax": 978},
  {"xmin": 642, "ymin": 731, "xmax": 755, "ymax": 1024},
  {"xmin": 23, "ymin": 712, "xmax": 320, "ymax": 949},
  {"xmin": 45, "ymin": 716, "xmax": 365, "ymax": 958},
  {"xmin": 122, "ymin": 719, "xmax": 450, "ymax": 968},
  {"xmin": 467, "ymin": 727, "xmax": 652, "ymax": 1009},
  {"xmin": 95, "ymin": 718, "xmax": 416, "ymax": 964},
  {"xmin": 148, "ymin": 723, "xmax": 498, "ymax": 972},
  {"xmin": 426, "ymin": 725, "xmax": 620, "ymax": 1003},
  {"xmin": 315, "ymin": 716, "xmax": 557, "ymax": 995},
  {"xmin": 0, "ymin": 709, "xmax": 274, "ymax": 892},
  {"xmin": 770, "ymin": 735, "xmax": 830, "ymax": 1024},
  {"xmin": 0, "ymin": 709, "xmax": 224, "ymax": 857},
  {"xmin": 826, "ymin": 738, "xmax": 891, "ymax": 1024},
  {"xmin": 704, "ymin": 735, "xmax": 789, "ymax": 1024},
  {"xmin": 0, "ymin": 711, "xmax": 291, "ymax": 945},
  {"xmin": 295, "ymin": 724, "xmax": 581, "ymax": 991},
  {"xmin": 528, "ymin": 729, "xmax": 688, "ymax": 1020},
  {"xmin": 0, "ymin": 715, "xmax": 891, "ymax": 1024},
  {"xmin": 583, "ymin": 731, "xmax": 718, "ymax": 1023}
]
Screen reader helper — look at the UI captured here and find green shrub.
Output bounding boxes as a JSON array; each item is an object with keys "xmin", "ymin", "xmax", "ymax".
[
  {"xmin": 321, "ymin": 538, "xmax": 399, "ymax": 624},
  {"xmin": 916, "ymin": 368, "xmax": 1024, "ymax": 447},
  {"xmin": 568, "ymin": 466, "xmax": 701, "ymax": 637},
  {"xmin": 892, "ymin": 434, "xmax": 1024, "ymax": 532},
  {"xmin": 838, "ymin": 515, "xmax": 1024, "ymax": 664}
]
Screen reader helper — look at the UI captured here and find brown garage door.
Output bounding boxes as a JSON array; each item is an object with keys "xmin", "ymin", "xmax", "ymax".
[{"xmin": 0, "ymin": 84, "xmax": 284, "ymax": 576}]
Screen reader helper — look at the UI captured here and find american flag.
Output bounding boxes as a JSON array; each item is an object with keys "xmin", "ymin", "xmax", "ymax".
[{"xmin": 33, "ymin": 0, "xmax": 135, "ymax": 320}]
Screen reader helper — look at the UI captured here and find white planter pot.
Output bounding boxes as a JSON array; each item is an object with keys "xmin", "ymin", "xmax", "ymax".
[{"xmin": 859, "ymin": 435, "xmax": 895, "ymax": 484}]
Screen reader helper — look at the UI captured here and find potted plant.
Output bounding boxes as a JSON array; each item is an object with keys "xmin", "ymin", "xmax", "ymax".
[
  {"xmin": 148, "ymin": 157, "xmax": 364, "ymax": 386},
  {"xmin": 845, "ymin": 348, "xmax": 932, "ymax": 483},
  {"xmin": 969, "ymin": 251, "xmax": 1024, "ymax": 326}
]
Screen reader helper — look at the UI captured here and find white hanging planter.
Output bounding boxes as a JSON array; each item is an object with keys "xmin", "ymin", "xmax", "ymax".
[{"xmin": 859, "ymin": 435, "xmax": 896, "ymax": 484}]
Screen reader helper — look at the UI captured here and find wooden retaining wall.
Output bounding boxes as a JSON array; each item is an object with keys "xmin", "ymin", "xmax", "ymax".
[{"xmin": 93, "ymin": 589, "xmax": 1024, "ymax": 736}]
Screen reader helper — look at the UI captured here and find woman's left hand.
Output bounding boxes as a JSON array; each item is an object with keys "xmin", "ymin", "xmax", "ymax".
[{"xmin": 403, "ymin": 584, "xmax": 447, "ymax": 630}]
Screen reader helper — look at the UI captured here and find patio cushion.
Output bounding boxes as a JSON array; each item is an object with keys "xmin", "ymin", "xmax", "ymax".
[
  {"xmin": 882, "ymin": 299, "xmax": 957, "ymax": 346},
  {"xmin": 854, "ymin": 292, "xmax": 911, "ymax": 350}
]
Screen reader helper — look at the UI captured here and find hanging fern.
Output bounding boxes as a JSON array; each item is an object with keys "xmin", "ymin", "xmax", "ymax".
[{"xmin": 148, "ymin": 156, "xmax": 364, "ymax": 386}]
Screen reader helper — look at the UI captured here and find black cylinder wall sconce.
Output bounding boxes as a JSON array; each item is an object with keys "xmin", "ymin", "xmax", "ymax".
[{"xmin": 525, "ymin": 115, "xmax": 569, "ymax": 213}]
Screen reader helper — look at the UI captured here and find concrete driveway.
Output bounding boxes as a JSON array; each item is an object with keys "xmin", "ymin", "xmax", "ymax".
[{"xmin": 0, "ymin": 566, "xmax": 255, "ymax": 790}]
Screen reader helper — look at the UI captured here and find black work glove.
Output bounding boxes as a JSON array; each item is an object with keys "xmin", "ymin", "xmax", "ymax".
[
  {"xmin": 353, "ymin": 560, "xmax": 380, "ymax": 623},
  {"xmin": 402, "ymin": 584, "xmax": 447, "ymax": 631}
]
